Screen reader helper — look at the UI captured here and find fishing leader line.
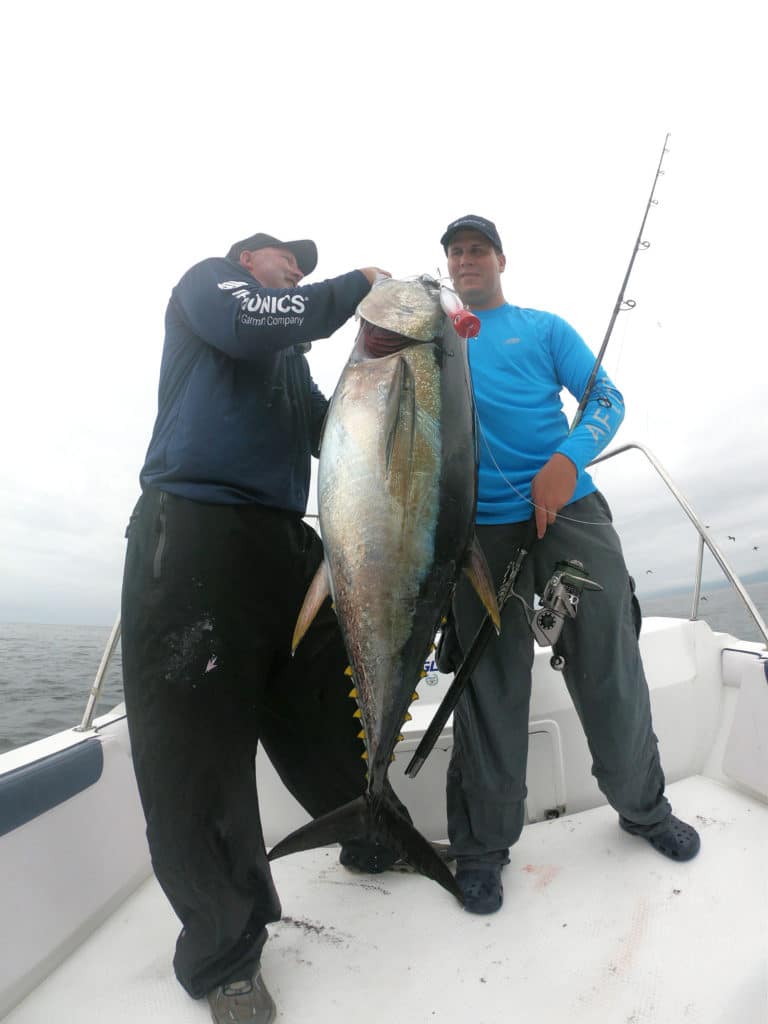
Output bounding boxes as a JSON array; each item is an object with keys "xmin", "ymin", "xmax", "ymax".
[{"xmin": 476, "ymin": 414, "xmax": 616, "ymax": 528}]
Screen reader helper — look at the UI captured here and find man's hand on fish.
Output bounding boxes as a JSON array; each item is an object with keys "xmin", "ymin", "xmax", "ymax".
[
  {"xmin": 359, "ymin": 267, "xmax": 392, "ymax": 285},
  {"xmin": 531, "ymin": 453, "xmax": 578, "ymax": 539}
]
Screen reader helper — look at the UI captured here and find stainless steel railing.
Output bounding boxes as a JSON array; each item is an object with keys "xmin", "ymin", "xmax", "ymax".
[
  {"xmin": 589, "ymin": 442, "xmax": 768, "ymax": 647},
  {"xmin": 78, "ymin": 444, "xmax": 767, "ymax": 729},
  {"xmin": 75, "ymin": 615, "xmax": 122, "ymax": 732}
]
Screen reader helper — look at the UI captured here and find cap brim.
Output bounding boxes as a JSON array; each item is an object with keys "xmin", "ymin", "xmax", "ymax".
[
  {"xmin": 227, "ymin": 234, "xmax": 318, "ymax": 275},
  {"xmin": 440, "ymin": 219, "xmax": 502, "ymax": 252},
  {"xmin": 284, "ymin": 239, "xmax": 318, "ymax": 276}
]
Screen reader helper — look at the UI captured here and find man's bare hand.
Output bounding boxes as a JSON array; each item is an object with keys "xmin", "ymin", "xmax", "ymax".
[
  {"xmin": 531, "ymin": 453, "xmax": 578, "ymax": 539},
  {"xmin": 359, "ymin": 267, "xmax": 392, "ymax": 285}
]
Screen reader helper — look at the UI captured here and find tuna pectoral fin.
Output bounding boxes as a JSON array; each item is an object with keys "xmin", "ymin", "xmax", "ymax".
[
  {"xmin": 267, "ymin": 793, "xmax": 463, "ymax": 903},
  {"xmin": 383, "ymin": 356, "xmax": 415, "ymax": 478},
  {"xmin": 463, "ymin": 535, "xmax": 502, "ymax": 633},
  {"xmin": 291, "ymin": 560, "xmax": 331, "ymax": 652}
]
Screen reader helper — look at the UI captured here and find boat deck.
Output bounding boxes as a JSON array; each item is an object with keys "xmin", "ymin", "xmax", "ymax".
[{"xmin": 7, "ymin": 774, "xmax": 767, "ymax": 1023}]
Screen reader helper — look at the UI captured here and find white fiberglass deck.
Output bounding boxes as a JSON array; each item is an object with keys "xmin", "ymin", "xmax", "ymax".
[{"xmin": 7, "ymin": 775, "xmax": 767, "ymax": 1024}]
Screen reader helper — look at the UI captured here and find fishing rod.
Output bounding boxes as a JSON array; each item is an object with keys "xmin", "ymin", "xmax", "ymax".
[
  {"xmin": 405, "ymin": 133, "xmax": 671, "ymax": 780},
  {"xmin": 571, "ymin": 131, "xmax": 670, "ymax": 431}
]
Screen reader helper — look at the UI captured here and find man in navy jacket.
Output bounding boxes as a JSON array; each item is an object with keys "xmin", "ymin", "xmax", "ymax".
[{"xmin": 122, "ymin": 233, "xmax": 391, "ymax": 1023}]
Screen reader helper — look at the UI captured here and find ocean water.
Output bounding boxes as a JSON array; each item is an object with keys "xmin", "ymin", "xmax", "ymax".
[
  {"xmin": 0, "ymin": 622, "xmax": 124, "ymax": 755},
  {"xmin": 1, "ymin": 580, "xmax": 767, "ymax": 756},
  {"xmin": 637, "ymin": 577, "xmax": 768, "ymax": 644}
]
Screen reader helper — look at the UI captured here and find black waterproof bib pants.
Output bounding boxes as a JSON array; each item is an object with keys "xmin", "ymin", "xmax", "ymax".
[{"xmin": 121, "ymin": 488, "xmax": 372, "ymax": 998}]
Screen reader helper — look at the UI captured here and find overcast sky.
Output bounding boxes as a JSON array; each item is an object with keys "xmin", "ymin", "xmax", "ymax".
[{"xmin": 1, "ymin": 0, "xmax": 766, "ymax": 625}]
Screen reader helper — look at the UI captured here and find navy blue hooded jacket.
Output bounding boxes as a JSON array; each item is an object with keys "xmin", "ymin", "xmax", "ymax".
[{"xmin": 140, "ymin": 257, "xmax": 370, "ymax": 512}]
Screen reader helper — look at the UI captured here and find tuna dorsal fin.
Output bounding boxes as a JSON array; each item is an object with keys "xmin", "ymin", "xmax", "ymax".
[
  {"xmin": 462, "ymin": 535, "xmax": 501, "ymax": 633},
  {"xmin": 292, "ymin": 560, "xmax": 331, "ymax": 652}
]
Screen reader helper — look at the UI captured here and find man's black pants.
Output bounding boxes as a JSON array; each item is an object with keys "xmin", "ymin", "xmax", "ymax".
[{"xmin": 121, "ymin": 488, "xmax": 370, "ymax": 998}]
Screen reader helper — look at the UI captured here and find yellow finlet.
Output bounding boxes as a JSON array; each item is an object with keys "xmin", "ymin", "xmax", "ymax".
[
  {"xmin": 361, "ymin": 751, "xmax": 369, "ymax": 760},
  {"xmin": 348, "ymin": 687, "xmax": 358, "ymax": 699},
  {"xmin": 411, "ymin": 691, "xmax": 420, "ymax": 701},
  {"xmin": 403, "ymin": 712, "xmax": 412, "ymax": 723},
  {"xmin": 353, "ymin": 709, "xmax": 362, "ymax": 719},
  {"xmin": 357, "ymin": 730, "xmax": 365, "ymax": 739}
]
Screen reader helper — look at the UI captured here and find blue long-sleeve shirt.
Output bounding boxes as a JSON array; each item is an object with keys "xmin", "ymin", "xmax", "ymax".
[
  {"xmin": 468, "ymin": 303, "xmax": 624, "ymax": 524},
  {"xmin": 140, "ymin": 257, "xmax": 370, "ymax": 511}
]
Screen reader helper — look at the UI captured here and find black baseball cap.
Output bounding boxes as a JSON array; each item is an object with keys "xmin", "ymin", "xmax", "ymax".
[
  {"xmin": 440, "ymin": 215, "xmax": 503, "ymax": 254},
  {"xmin": 226, "ymin": 232, "xmax": 318, "ymax": 275}
]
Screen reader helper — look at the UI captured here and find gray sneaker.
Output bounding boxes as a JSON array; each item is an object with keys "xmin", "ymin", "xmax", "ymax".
[{"xmin": 207, "ymin": 967, "xmax": 276, "ymax": 1023}]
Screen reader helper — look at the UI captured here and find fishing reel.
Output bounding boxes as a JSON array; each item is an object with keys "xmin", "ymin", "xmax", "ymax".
[{"xmin": 509, "ymin": 559, "xmax": 603, "ymax": 671}]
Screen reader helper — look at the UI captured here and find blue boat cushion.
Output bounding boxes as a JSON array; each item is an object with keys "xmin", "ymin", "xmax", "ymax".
[{"xmin": 0, "ymin": 738, "xmax": 104, "ymax": 838}]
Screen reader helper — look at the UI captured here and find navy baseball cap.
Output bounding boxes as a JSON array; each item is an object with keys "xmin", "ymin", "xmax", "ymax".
[
  {"xmin": 440, "ymin": 215, "xmax": 503, "ymax": 254},
  {"xmin": 226, "ymin": 232, "xmax": 318, "ymax": 275}
]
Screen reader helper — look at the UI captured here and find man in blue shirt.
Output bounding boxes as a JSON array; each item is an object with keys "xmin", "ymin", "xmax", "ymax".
[
  {"xmin": 439, "ymin": 215, "xmax": 700, "ymax": 915},
  {"xmin": 121, "ymin": 232, "xmax": 397, "ymax": 1023}
]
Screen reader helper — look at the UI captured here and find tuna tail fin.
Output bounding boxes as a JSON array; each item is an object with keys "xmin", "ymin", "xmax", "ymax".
[
  {"xmin": 268, "ymin": 794, "xmax": 369, "ymax": 860},
  {"xmin": 371, "ymin": 795, "xmax": 463, "ymax": 903},
  {"xmin": 292, "ymin": 560, "xmax": 332, "ymax": 652},
  {"xmin": 463, "ymin": 535, "xmax": 501, "ymax": 633},
  {"xmin": 268, "ymin": 793, "xmax": 463, "ymax": 904}
]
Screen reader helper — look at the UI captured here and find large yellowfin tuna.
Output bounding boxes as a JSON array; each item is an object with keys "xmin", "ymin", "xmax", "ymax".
[{"xmin": 268, "ymin": 275, "xmax": 499, "ymax": 902}]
